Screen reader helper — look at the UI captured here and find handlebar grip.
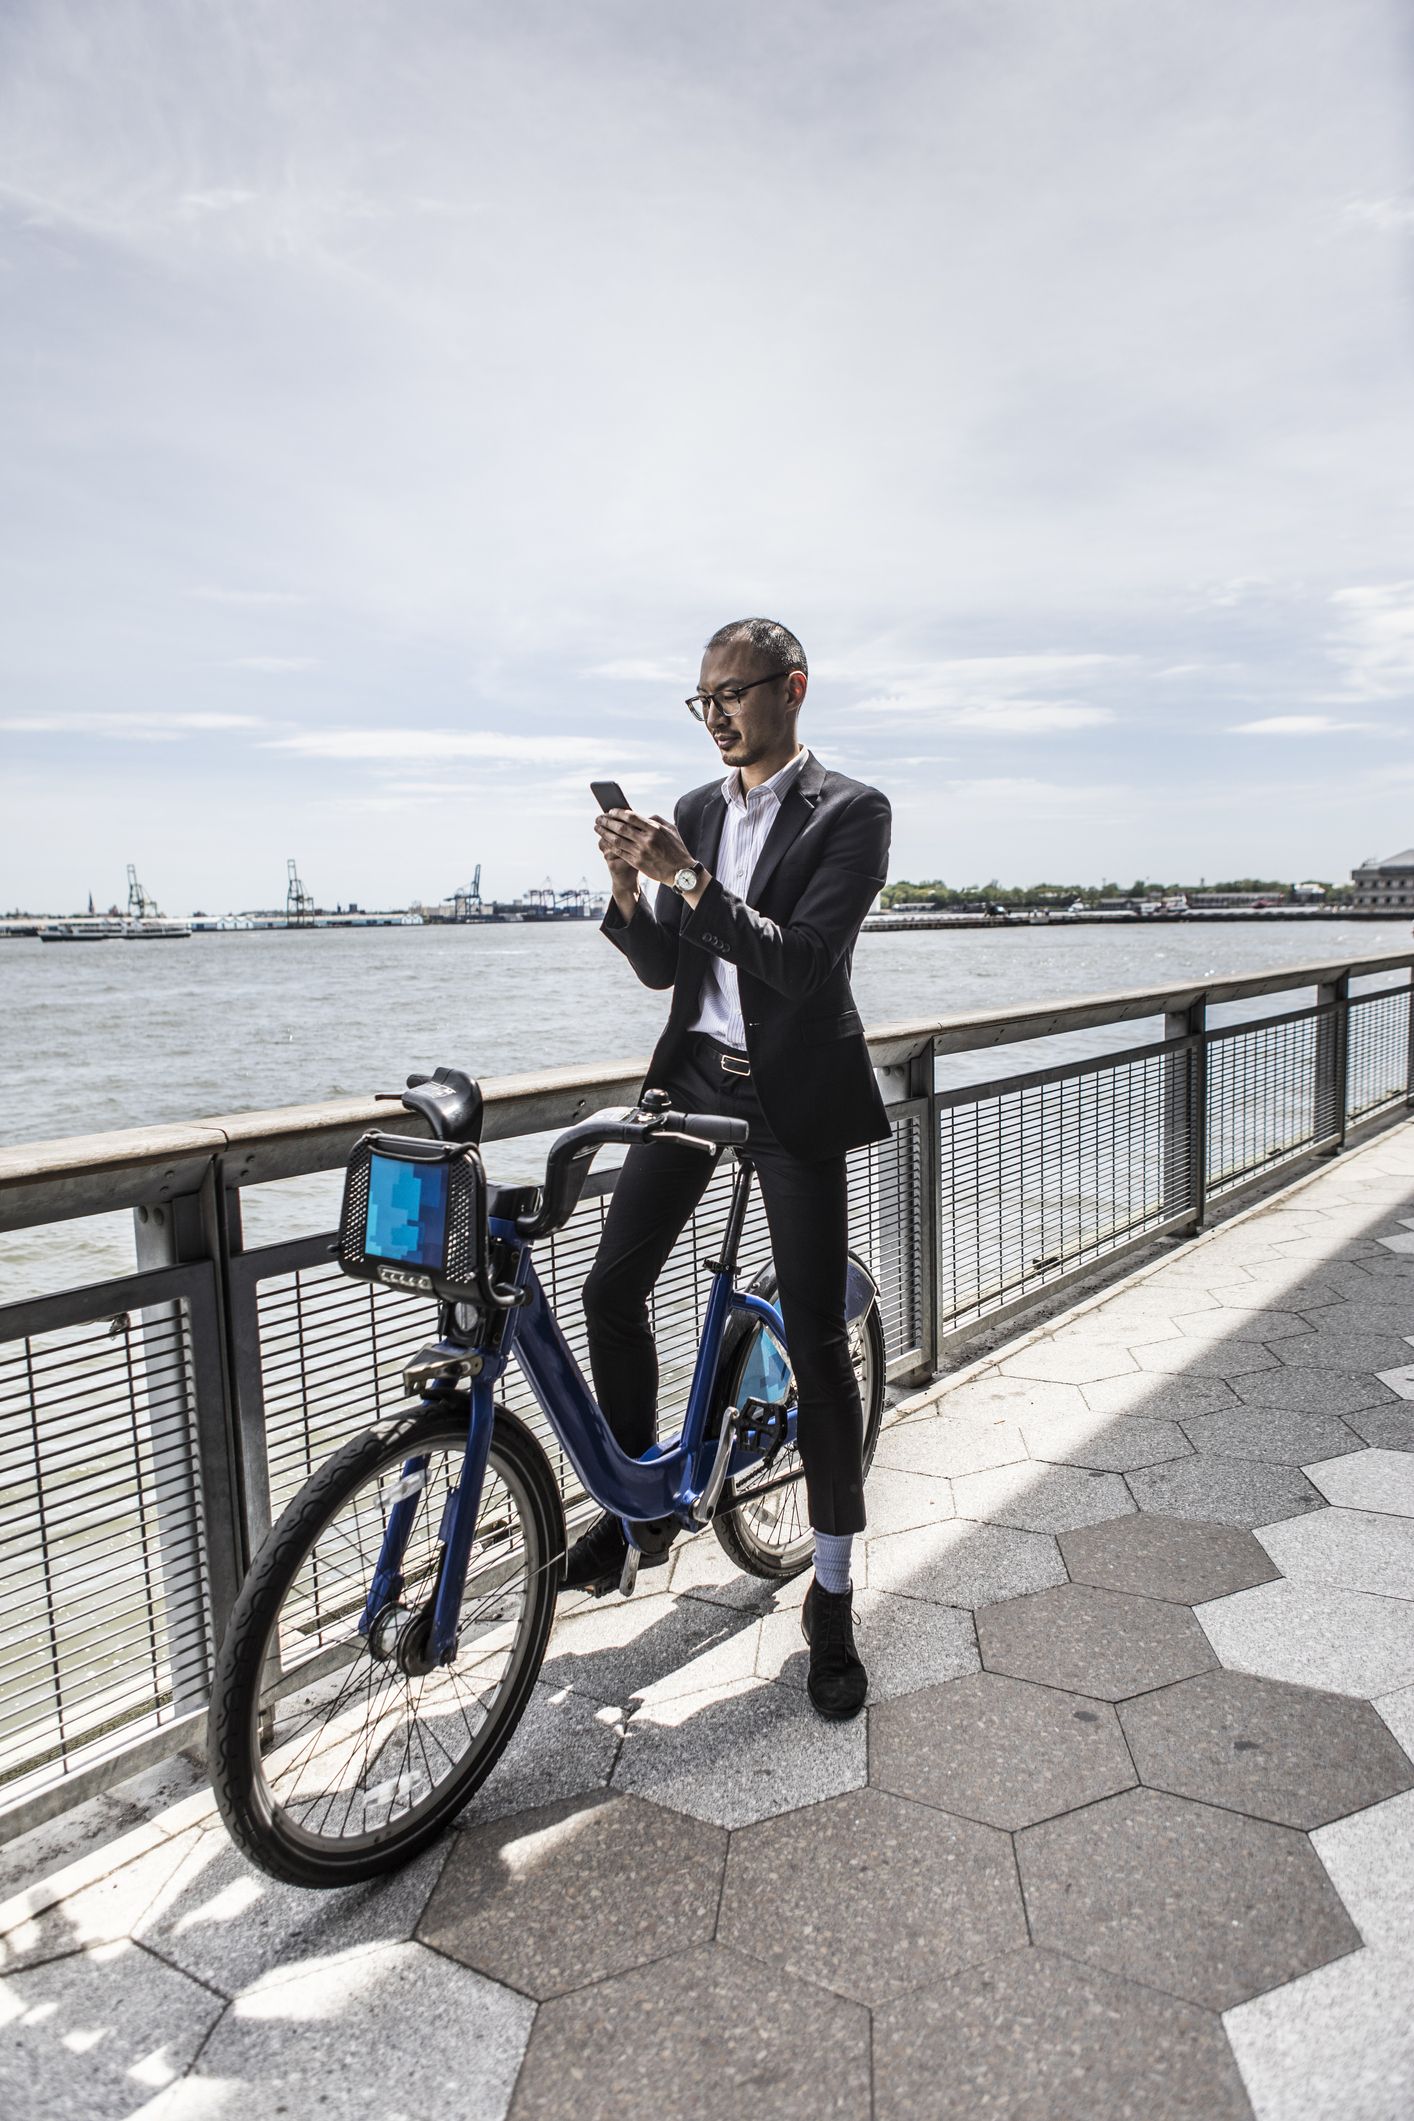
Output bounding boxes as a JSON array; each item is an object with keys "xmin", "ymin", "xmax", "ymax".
[{"xmin": 678, "ymin": 1113, "xmax": 751, "ymax": 1146}]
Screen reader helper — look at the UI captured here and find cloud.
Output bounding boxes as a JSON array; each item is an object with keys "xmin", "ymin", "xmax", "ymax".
[
  {"xmin": 0, "ymin": 711, "xmax": 264, "ymax": 737},
  {"xmin": 1344, "ymin": 195, "xmax": 1414, "ymax": 233},
  {"xmin": 585, "ymin": 659, "xmax": 691, "ymax": 685},
  {"xmin": 228, "ymin": 655, "xmax": 320, "ymax": 672},
  {"xmin": 266, "ymin": 728, "xmax": 622, "ymax": 765},
  {"xmin": 860, "ymin": 692, "xmax": 1113, "ymax": 732},
  {"xmin": 1326, "ymin": 583, "xmax": 1414, "ymax": 700},
  {"xmin": 1230, "ymin": 714, "xmax": 1383, "ymax": 735},
  {"xmin": 193, "ymin": 587, "xmax": 309, "ymax": 607}
]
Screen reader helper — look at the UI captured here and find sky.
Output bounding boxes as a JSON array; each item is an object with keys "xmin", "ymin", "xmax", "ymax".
[{"xmin": 1, "ymin": 0, "xmax": 1412, "ymax": 913}]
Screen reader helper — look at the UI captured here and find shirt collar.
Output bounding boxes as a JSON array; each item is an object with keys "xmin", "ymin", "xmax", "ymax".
[{"xmin": 721, "ymin": 745, "xmax": 811, "ymax": 812}]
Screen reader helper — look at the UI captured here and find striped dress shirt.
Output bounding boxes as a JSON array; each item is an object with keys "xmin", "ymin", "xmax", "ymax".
[{"xmin": 687, "ymin": 747, "xmax": 811, "ymax": 1049}]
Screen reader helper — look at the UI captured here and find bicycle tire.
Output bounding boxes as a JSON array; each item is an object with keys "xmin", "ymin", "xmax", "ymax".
[
  {"xmin": 711, "ymin": 1265, "xmax": 886, "ymax": 1581},
  {"xmin": 209, "ymin": 1400, "xmax": 563, "ymax": 1888}
]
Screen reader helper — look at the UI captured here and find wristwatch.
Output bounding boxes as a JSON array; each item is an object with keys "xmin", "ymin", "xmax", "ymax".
[{"xmin": 672, "ymin": 863, "xmax": 701, "ymax": 894}]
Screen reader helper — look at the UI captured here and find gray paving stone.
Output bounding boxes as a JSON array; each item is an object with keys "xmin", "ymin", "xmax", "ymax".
[
  {"xmin": 875, "ymin": 1948, "xmax": 1255, "ymax": 2121},
  {"xmin": 1374, "ymin": 1679, "xmax": 1414, "ymax": 1755},
  {"xmin": 1018, "ymin": 1785, "xmax": 1360, "ymax": 2009},
  {"xmin": 1063, "ymin": 1309, "xmax": 1187, "ymax": 1345},
  {"xmin": 1127, "ymin": 1453, "xmax": 1324, "ymax": 1527},
  {"xmin": 508, "ymin": 1940, "xmax": 872, "ymax": 2121},
  {"xmin": 154, "ymin": 1939, "xmax": 532, "ymax": 2121},
  {"xmin": 1313, "ymin": 1787, "xmax": 1414, "ymax": 1952},
  {"xmin": 0, "ymin": 1791, "xmax": 150, "ymax": 1911},
  {"xmin": 0, "ymin": 1938, "xmax": 224, "ymax": 2120},
  {"xmin": 1119, "ymin": 1669, "xmax": 1414, "ymax": 1827},
  {"xmin": 865, "ymin": 1518, "xmax": 1066, "ymax": 1610},
  {"xmin": 978, "ymin": 1582, "xmax": 1215, "ymax": 1701},
  {"xmin": 926, "ymin": 1371, "xmax": 1089, "ymax": 1421},
  {"xmin": 611, "ymin": 1676, "xmax": 866, "ymax": 1828},
  {"xmin": 1180, "ymin": 1404, "xmax": 1360, "ymax": 1465},
  {"xmin": 1081, "ymin": 1370, "xmax": 1238, "ymax": 1420},
  {"xmin": 1233, "ymin": 1363, "xmax": 1400, "ymax": 1415},
  {"xmin": 1238, "ymin": 1258, "xmax": 1378, "ymax": 1301},
  {"xmin": 1347, "ymin": 1400, "xmax": 1414, "ymax": 1451},
  {"xmin": 132, "ymin": 1825, "xmax": 447, "ymax": 1996},
  {"xmin": 0, "ymin": 1826, "xmax": 201, "ymax": 1976},
  {"xmin": 1374, "ymin": 1360, "xmax": 1414, "ymax": 1399},
  {"xmin": 453, "ymin": 1681, "xmax": 625, "ymax": 1827},
  {"xmin": 870, "ymin": 1670, "xmax": 1136, "ymax": 1828},
  {"xmin": 1274, "ymin": 1330, "xmax": 1414, "ymax": 1374},
  {"xmin": 951, "ymin": 1460, "xmax": 1136, "ymax": 1532},
  {"xmin": 1256, "ymin": 1506, "xmax": 1414, "ymax": 1603},
  {"xmin": 1020, "ymin": 1411, "xmax": 1193, "ymax": 1471},
  {"xmin": 859, "ymin": 1461, "xmax": 954, "ymax": 1536},
  {"xmin": 1224, "ymin": 1941, "xmax": 1414, "ymax": 2121},
  {"xmin": 1306, "ymin": 1300, "xmax": 1414, "ymax": 1340},
  {"xmin": 871, "ymin": 1410, "xmax": 1028, "ymax": 1479},
  {"xmin": 1000, "ymin": 1342, "xmax": 1141, "ymax": 1384},
  {"xmin": 757, "ymin": 1586, "xmax": 978, "ymax": 1701},
  {"xmin": 1173, "ymin": 1307, "xmax": 1313, "ymax": 1342},
  {"xmin": 1305, "ymin": 1446, "xmax": 1414, "ymax": 1514},
  {"xmin": 541, "ymin": 1588, "xmax": 762, "ymax": 1708},
  {"xmin": 664, "ymin": 1527, "xmax": 796, "ymax": 1609},
  {"xmin": 1059, "ymin": 1513, "xmax": 1280, "ymax": 1604},
  {"xmin": 1135, "ymin": 1341, "xmax": 1282, "ymax": 1379},
  {"xmin": 1196, "ymin": 1580, "xmax": 1414, "ymax": 1696},
  {"xmin": 718, "ymin": 1785, "xmax": 1025, "ymax": 2004},
  {"xmin": 419, "ymin": 1792, "xmax": 724, "ymax": 1998}
]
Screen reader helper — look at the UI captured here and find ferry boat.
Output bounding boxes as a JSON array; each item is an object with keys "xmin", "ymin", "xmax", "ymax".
[
  {"xmin": 124, "ymin": 919, "xmax": 192, "ymax": 940},
  {"xmin": 38, "ymin": 920, "xmax": 126, "ymax": 943}
]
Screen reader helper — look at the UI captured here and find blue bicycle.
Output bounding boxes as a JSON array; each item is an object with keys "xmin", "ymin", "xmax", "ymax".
[{"xmin": 210, "ymin": 1067, "xmax": 885, "ymax": 1886}]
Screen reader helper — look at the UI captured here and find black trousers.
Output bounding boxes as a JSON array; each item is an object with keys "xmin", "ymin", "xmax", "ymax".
[{"xmin": 580, "ymin": 1032, "xmax": 867, "ymax": 1537}]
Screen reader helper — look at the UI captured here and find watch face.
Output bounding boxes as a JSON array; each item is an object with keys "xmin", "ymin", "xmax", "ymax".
[{"xmin": 675, "ymin": 866, "xmax": 698, "ymax": 891}]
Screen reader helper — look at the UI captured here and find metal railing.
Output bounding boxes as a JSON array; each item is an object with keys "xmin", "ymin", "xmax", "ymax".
[{"xmin": 1, "ymin": 951, "xmax": 1411, "ymax": 1836}]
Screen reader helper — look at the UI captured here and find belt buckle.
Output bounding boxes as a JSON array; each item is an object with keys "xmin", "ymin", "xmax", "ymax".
[{"xmin": 720, "ymin": 1051, "xmax": 750, "ymax": 1078}]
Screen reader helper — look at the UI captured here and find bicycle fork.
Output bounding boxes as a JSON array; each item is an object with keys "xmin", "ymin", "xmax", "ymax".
[{"xmin": 359, "ymin": 1371, "xmax": 498, "ymax": 1669}]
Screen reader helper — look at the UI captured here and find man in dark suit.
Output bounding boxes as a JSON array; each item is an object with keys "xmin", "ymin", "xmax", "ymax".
[{"xmin": 565, "ymin": 616, "xmax": 891, "ymax": 1719}]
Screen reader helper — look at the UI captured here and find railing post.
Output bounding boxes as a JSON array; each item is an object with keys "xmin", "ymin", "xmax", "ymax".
[
  {"xmin": 1406, "ymin": 967, "xmax": 1414, "ymax": 1109},
  {"xmin": 1315, "ymin": 972, "xmax": 1349, "ymax": 1152},
  {"xmin": 1163, "ymin": 997, "xmax": 1206, "ymax": 1234},
  {"xmin": 874, "ymin": 1039, "xmax": 939, "ymax": 1381}
]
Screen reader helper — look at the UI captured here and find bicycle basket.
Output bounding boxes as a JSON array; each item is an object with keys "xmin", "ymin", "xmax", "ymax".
[{"xmin": 336, "ymin": 1131, "xmax": 491, "ymax": 1303}]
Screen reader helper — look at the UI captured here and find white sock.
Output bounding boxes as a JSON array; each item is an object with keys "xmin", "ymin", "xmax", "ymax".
[{"xmin": 813, "ymin": 1529, "xmax": 853, "ymax": 1596}]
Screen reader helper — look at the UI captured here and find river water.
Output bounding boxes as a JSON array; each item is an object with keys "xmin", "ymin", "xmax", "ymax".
[{"xmin": 2, "ymin": 917, "xmax": 1408, "ymax": 1299}]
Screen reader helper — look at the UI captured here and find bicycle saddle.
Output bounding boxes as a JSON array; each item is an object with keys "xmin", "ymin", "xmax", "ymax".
[{"xmin": 402, "ymin": 1067, "xmax": 484, "ymax": 1143}]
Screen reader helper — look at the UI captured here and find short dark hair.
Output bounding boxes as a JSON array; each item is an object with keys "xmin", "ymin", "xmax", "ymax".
[{"xmin": 704, "ymin": 616, "xmax": 807, "ymax": 679}]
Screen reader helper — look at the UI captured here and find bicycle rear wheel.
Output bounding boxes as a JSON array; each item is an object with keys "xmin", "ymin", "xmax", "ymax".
[
  {"xmin": 712, "ymin": 1267, "xmax": 886, "ymax": 1581},
  {"xmin": 209, "ymin": 1401, "xmax": 563, "ymax": 1887}
]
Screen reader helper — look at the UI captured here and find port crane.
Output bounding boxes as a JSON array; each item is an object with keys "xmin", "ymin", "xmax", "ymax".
[
  {"xmin": 126, "ymin": 864, "xmax": 157, "ymax": 919},
  {"xmin": 452, "ymin": 864, "xmax": 483, "ymax": 922},
  {"xmin": 286, "ymin": 858, "xmax": 315, "ymax": 926}
]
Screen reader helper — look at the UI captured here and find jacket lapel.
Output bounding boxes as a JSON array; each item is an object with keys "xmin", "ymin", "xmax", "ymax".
[{"xmin": 744, "ymin": 750, "xmax": 827, "ymax": 904}]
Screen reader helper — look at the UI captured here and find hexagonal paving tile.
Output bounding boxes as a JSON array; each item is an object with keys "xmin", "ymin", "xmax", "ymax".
[
  {"xmin": 1305, "ymin": 1446, "xmax": 1414, "ymax": 1514},
  {"xmin": 1180, "ymin": 1405, "xmax": 1360, "ymax": 1465},
  {"xmin": 1275, "ymin": 1330, "xmax": 1414, "ymax": 1374},
  {"xmin": 870, "ymin": 1670, "xmax": 1135, "ymax": 1828},
  {"xmin": 1020, "ymin": 1411, "xmax": 1192, "ymax": 1472},
  {"xmin": 1306, "ymin": 1300, "xmax": 1414, "ymax": 1340},
  {"xmin": 0, "ymin": 1939, "xmax": 225, "ymax": 2120},
  {"xmin": 610, "ymin": 1676, "xmax": 866, "ymax": 1828},
  {"xmin": 1256, "ymin": 1506, "xmax": 1414, "ymax": 1602},
  {"xmin": 1224, "ymin": 1928, "xmax": 1414, "ymax": 2121},
  {"xmin": 865, "ymin": 1518, "xmax": 1066, "ymax": 1610},
  {"xmin": 859, "ymin": 1462, "xmax": 954, "ymax": 1537},
  {"xmin": 1062, "ymin": 1309, "xmax": 1187, "ymax": 1346},
  {"xmin": 452, "ymin": 1682, "xmax": 625, "ymax": 1829},
  {"xmin": 1135, "ymin": 1341, "xmax": 1281, "ymax": 1379},
  {"xmin": 717, "ymin": 1785, "xmax": 1025, "ymax": 2005},
  {"xmin": 977, "ymin": 1583, "xmax": 1214, "ymax": 1701},
  {"xmin": 756, "ymin": 1586, "xmax": 978, "ymax": 1702},
  {"xmin": 1234, "ymin": 1365, "xmax": 1399, "ymax": 1416},
  {"xmin": 1347, "ymin": 1401, "xmax": 1414, "ymax": 1452},
  {"xmin": 1119, "ymin": 1669, "xmax": 1414, "ymax": 1828},
  {"xmin": 999, "ymin": 1343, "xmax": 1140, "ymax": 1385},
  {"xmin": 951, "ymin": 1460, "xmax": 1135, "ymax": 1533},
  {"xmin": 1017, "ymin": 1786, "xmax": 1359, "ymax": 2009},
  {"xmin": 871, "ymin": 1411, "xmax": 1027, "ymax": 1480},
  {"xmin": 1196, "ymin": 1580, "xmax": 1414, "ymax": 1696},
  {"xmin": 540, "ymin": 1588, "xmax": 762, "ymax": 1709},
  {"xmin": 1080, "ymin": 1370, "xmax": 1238, "ymax": 1421},
  {"xmin": 1059, "ymin": 1512, "xmax": 1280, "ymax": 1605},
  {"xmin": 1312, "ymin": 1786, "xmax": 1414, "ymax": 1951},
  {"xmin": 874, "ymin": 1948, "xmax": 1255, "ymax": 2121},
  {"xmin": 1126, "ymin": 1452, "xmax": 1324, "ymax": 1527},
  {"xmin": 930, "ymin": 1371, "xmax": 1090, "ymax": 1421},
  {"xmin": 418, "ymin": 1792, "xmax": 724, "ymax": 2000},
  {"xmin": 508, "ymin": 1941, "xmax": 872, "ymax": 2121},
  {"xmin": 1174, "ymin": 1306, "xmax": 1313, "ymax": 1342}
]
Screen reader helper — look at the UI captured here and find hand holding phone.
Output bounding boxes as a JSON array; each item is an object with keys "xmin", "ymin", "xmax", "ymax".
[{"xmin": 590, "ymin": 780, "xmax": 630, "ymax": 812}]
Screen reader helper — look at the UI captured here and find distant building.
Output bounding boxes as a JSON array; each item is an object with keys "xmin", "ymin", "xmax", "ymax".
[{"xmin": 1352, "ymin": 848, "xmax": 1414, "ymax": 912}]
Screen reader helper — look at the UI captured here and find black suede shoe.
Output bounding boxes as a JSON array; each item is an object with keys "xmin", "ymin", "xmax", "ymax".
[
  {"xmin": 800, "ymin": 1579, "xmax": 868, "ymax": 1719},
  {"xmin": 561, "ymin": 1512, "xmax": 629, "ymax": 1594}
]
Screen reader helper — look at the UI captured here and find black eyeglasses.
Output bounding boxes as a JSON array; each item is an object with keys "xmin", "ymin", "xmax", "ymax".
[{"xmin": 685, "ymin": 670, "xmax": 794, "ymax": 722}]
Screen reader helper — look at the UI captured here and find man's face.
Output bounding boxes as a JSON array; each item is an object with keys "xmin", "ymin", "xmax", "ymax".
[{"xmin": 695, "ymin": 644, "xmax": 804, "ymax": 770}]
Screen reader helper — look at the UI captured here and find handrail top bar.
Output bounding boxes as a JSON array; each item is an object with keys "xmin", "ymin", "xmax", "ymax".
[{"xmin": 0, "ymin": 949, "xmax": 1408, "ymax": 1230}]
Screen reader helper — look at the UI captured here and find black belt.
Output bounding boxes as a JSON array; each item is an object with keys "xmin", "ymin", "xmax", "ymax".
[{"xmin": 692, "ymin": 1031, "xmax": 751, "ymax": 1078}]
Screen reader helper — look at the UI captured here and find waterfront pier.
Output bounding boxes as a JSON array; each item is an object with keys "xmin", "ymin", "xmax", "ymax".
[{"xmin": 2, "ymin": 950, "xmax": 1413, "ymax": 2118}]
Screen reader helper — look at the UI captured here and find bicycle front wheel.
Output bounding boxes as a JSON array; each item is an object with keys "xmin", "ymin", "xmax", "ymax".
[{"xmin": 209, "ymin": 1401, "xmax": 563, "ymax": 1887}]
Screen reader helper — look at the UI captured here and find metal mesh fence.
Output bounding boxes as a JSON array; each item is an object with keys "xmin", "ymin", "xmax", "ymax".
[
  {"xmin": 0, "ymin": 1300, "xmax": 212, "ymax": 1811},
  {"xmin": 1347, "ymin": 987, "xmax": 1411, "ymax": 1124},
  {"xmin": 1206, "ymin": 1005, "xmax": 1339, "ymax": 1197},
  {"xmin": 937, "ymin": 1040, "xmax": 1192, "ymax": 1332}
]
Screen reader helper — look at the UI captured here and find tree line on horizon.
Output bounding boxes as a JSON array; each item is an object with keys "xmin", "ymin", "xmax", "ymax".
[{"xmin": 879, "ymin": 877, "xmax": 1350, "ymax": 909}]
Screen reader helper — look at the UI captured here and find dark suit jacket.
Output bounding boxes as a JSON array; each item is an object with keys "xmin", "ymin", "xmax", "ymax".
[{"xmin": 601, "ymin": 752, "xmax": 892, "ymax": 1160}]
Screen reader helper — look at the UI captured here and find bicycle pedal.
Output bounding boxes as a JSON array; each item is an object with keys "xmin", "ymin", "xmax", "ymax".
[{"xmin": 618, "ymin": 1546, "xmax": 640, "ymax": 1598}]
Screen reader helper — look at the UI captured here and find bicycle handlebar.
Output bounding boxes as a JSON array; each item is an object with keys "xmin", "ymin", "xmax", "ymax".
[
  {"xmin": 659, "ymin": 1111, "xmax": 751, "ymax": 1146},
  {"xmin": 511, "ymin": 1101, "xmax": 750, "ymax": 1239}
]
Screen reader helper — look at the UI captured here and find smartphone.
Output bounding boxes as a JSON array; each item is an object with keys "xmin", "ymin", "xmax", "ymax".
[{"xmin": 590, "ymin": 780, "xmax": 630, "ymax": 812}]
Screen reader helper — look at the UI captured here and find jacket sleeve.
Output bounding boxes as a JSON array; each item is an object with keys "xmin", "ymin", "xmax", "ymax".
[
  {"xmin": 599, "ymin": 796, "xmax": 688, "ymax": 990},
  {"xmin": 677, "ymin": 787, "xmax": 890, "ymax": 1002}
]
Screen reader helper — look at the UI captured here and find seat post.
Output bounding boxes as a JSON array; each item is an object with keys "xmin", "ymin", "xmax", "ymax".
[{"xmin": 714, "ymin": 1152, "xmax": 755, "ymax": 1278}]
